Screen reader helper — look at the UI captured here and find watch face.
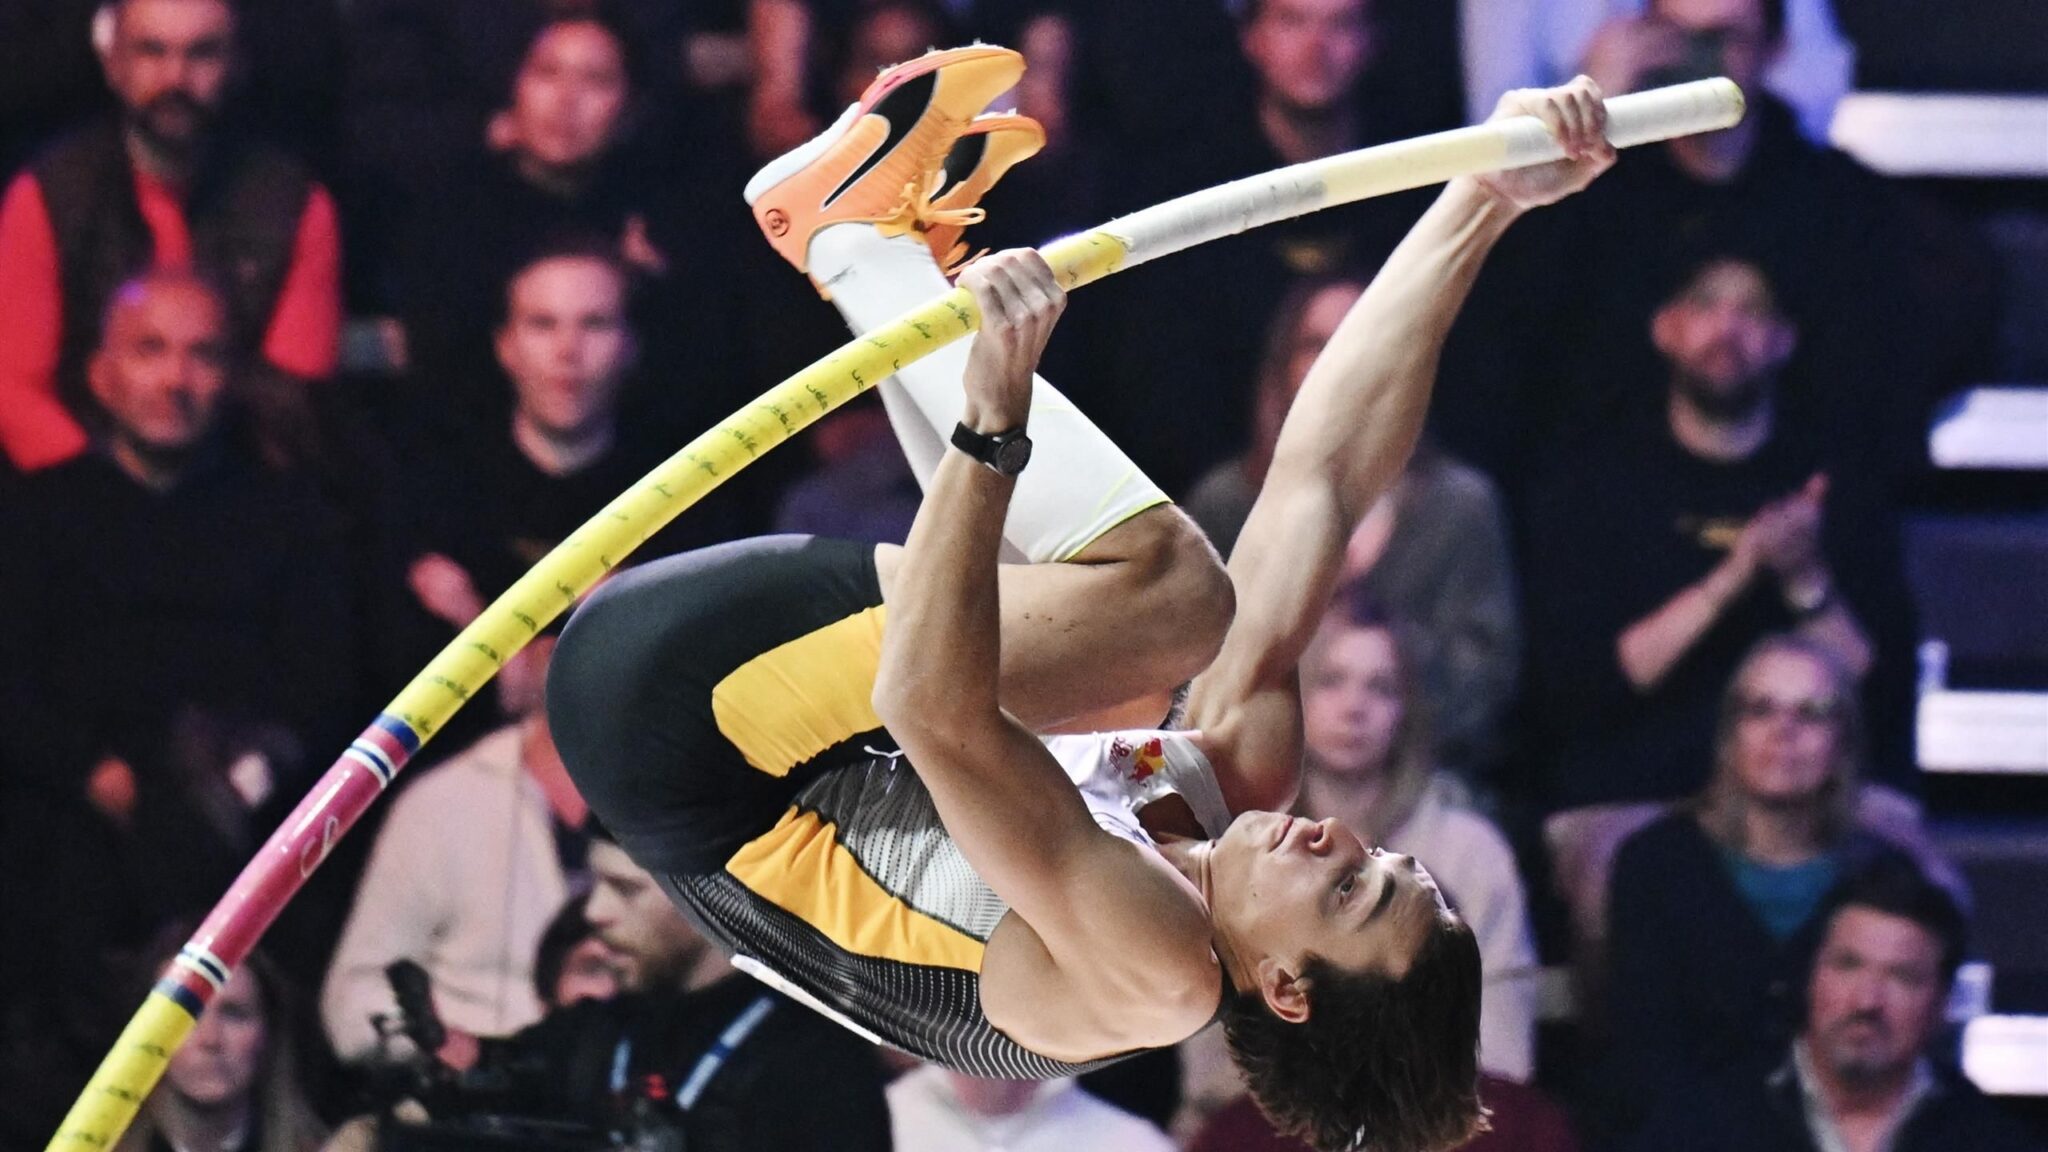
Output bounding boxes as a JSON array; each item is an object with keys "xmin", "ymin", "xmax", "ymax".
[{"xmin": 995, "ymin": 435, "xmax": 1033, "ymax": 475}]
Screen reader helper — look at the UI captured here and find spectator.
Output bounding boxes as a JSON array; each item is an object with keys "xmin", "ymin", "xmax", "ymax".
[
  {"xmin": 1461, "ymin": 0, "xmax": 1850, "ymax": 141},
  {"xmin": 461, "ymin": 828, "xmax": 895, "ymax": 1150},
  {"xmin": 1086, "ymin": 0, "xmax": 1530, "ymax": 491},
  {"xmin": 387, "ymin": 3, "xmax": 752, "ymax": 451},
  {"xmin": 1629, "ymin": 855, "xmax": 2039, "ymax": 1152},
  {"xmin": 1295, "ymin": 593, "xmax": 1538, "ymax": 1081},
  {"xmin": 116, "ymin": 937, "xmax": 328, "ymax": 1152},
  {"xmin": 387, "ymin": 241, "xmax": 752, "ymax": 724},
  {"xmin": 1185, "ymin": 275, "xmax": 1520, "ymax": 777},
  {"xmin": 1517, "ymin": 251, "xmax": 1918, "ymax": 818},
  {"xmin": 889, "ymin": 1066, "xmax": 1178, "ymax": 1152},
  {"xmin": 1482, "ymin": 0, "xmax": 1994, "ymax": 482},
  {"xmin": 1190, "ymin": 1074, "xmax": 1580, "ymax": 1152},
  {"xmin": 530, "ymin": 894, "xmax": 623, "ymax": 1011},
  {"xmin": 0, "ymin": 269, "xmax": 354, "ymax": 865},
  {"xmin": 320, "ymin": 689, "xmax": 590, "ymax": 1064},
  {"xmin": 0, "ymin": 0, "xmax": 341, "ymax": 474},
  {"xmin": 1601, "ymin": 636, "xmax": 1963, "ymax": 1142}
]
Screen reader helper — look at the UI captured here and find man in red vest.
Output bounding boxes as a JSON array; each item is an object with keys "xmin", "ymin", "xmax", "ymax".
[{"xmin": 0, "ymin": 0, "xmax": 339, "ymax": 474}]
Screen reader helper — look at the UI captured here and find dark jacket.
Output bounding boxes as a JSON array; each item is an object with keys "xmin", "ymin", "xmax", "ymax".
[
  {"xmin": 480, "ymin": 976, "xmax": 893, "ymax": 1152},
  {"xmin": 1601, "ymin": 814, "xmax": 1898, "ymax": 1136},
  {"xmin": 1628, "ymin": 1051, "xmax": 2042, "ymax": 1152},
  {"xmin": 32, "ymin": 118, "xmax": 312, "ymax": 416}
]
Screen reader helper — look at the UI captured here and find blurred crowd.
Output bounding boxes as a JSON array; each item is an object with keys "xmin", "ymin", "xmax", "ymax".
[{"xmin": 0, "ymin": 0, "xmax": 2034, "ymax": 1150}]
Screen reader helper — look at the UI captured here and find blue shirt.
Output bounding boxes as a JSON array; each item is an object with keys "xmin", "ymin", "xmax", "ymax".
[{"xmin": 1721, "ymin": 848, "xmax": 1840, "ymax": 942}]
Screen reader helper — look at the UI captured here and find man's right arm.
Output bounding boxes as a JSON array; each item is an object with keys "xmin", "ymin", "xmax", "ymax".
[{"xmin": 0, "ymin": 173, "xmax": 89, "ymax": 471}]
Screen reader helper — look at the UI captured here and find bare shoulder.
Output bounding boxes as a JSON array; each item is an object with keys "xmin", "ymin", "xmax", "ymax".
[{"xmin": 979, "ymin": 843, "xmax": 1223, "ymax": 1063}]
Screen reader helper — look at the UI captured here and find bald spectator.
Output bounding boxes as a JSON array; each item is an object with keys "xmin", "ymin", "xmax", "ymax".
[
  {"xmin": 0, "ymin": 271, "xmax": 353, "ymax": 821},
  {"xmin": 0, "ymin": 0, "xmax": 341, "ymax": 476},
  {"xmin": 0, "ymin": 273, "xmax": 354, "ymax": 1130}
]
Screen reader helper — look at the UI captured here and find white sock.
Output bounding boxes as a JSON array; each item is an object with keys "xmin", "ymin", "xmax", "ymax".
[{"xmin": 808, "ymin": 224, "xmax": 1167, "ymax": 563}]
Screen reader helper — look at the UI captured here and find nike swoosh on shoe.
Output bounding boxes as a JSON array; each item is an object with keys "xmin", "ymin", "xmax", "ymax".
[{"xmin": 821, "ymin": 69, "xmax": 939, "ymax": 209}]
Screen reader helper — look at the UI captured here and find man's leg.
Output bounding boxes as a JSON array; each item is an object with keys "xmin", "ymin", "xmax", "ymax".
[
  {"xmin": 744, "ymin": 51, "xmax": 1230, "ymax": 727},
  {"xmin": 810, "ymin": 223, "xmax": 1227, "ymax": 728},
  {"xmin": 809, "ymin": 224, "xmax": 1164, "ymax": 565}
]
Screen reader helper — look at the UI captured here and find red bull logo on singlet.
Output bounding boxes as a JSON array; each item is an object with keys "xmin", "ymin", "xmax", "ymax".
[{"xmin": 1109, "ymin": 735, "xmax": 1167, "ymax": 782}]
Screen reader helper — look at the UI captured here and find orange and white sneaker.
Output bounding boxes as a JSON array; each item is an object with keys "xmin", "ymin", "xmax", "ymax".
[
  {"xmin": 918, "ymin": 112, "xmax": 1046, "ymax": 274},
  {"xmin": 743, "ymin": 45, "xmax": 1024, "ymax": 277}
]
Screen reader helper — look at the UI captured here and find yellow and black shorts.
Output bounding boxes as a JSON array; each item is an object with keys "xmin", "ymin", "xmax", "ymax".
[{"xmin": 548, "ymin": 535, "xmax": 1130, "ymax": 1079}]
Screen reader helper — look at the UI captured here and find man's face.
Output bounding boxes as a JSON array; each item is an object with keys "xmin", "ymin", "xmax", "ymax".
[
  {"xmin": 1302, "ymin": 623, "xmax": 1405, "ymax": 780},
  {"xmin": 496, "ymin": 256, "xmax": 633, "ymax": 440},
  {"xmin": 89, "ymin": 277, "xmax": 229, "ymax": 454},
  {"xmin": 508, "ymin": 21, "xmax": 630, "ymax": 173},
  {"xmin": 585, "ymin": 840, "xmax": 703, "ymax": 992},
  {"xmin": 1729, "ymin": 648, "xmax": 1842, "ymax": 806},
  {"xmin": 1808, "ymin": 906, "xmax": 1947, "ymax": 1086},
  {"xmin": 1242, "ymin": 0, "xmax": 1374, "ymax": 117},
  {"xmin": 1651, "ymin": 0, "xmax": 1777, "ymax": 93},
  {"xmin": 164, "ymin": 966, "xmax": 266, "ymax": 1107},
  {"xmin": 1651, "ymin": 259, "xmax": 1795, "ymax": 418},
  {"xmin": 1208, "ymin": 812, "xmax": 1445, "ymax": 1007},
  {"xmin": 105, "ymin": 0, "xmax": 235, "ymax": 156}
]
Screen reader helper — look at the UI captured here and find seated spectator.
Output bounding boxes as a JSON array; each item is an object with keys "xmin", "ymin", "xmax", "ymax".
[
  {"xmin": 530, "ymin": 894, "xmax": 622, "ymax": 1011},
  {"xmin": 1629, "ymin": 855, "xmax": 2039, "ymax": 1152},
  {"xmin": 0, "ymin": 0, "xmax": 340, "ymax": 474},
  {"xmin": 0, "ymin": 269, "xmax": 354, "ymax": 869},
  {"xmin": 1518, "ymin": 251, "xmax": 1918, "ymax": 817},
  {"xmin": 386, "ymin": 241, "xmax": 753, "ymax": 723},
  {"xmin": 320, "ymin": 680, "xmax": 590, "ymax": 1064},
  {"xmin": 1186, "ymin": 274, "xmax": 1520, "ymax": 777},
  {"xmin": 1190, "ymin": 1074, "xmax": 1580, "ymax": 1152},
  {"xmin": 116, "ymin": 935, "xmax": 328, "ymax": 1152},
  {"xmin": 447, "ymin": 827, "xmax": 893, "ymax": 1150},
  {"xmin": 889, "ymin": 1066, "xmax": 1178, "ymax": 1152},
  {"xmin": 1295, "ymin": 592, "xmax": 1538, "ymax": 1081},
  {"xmin": 1601, "ymin": 636, "xmax": 1963, "ymax": 1142},
  {"xmin": 1086, "ymin": 0, "xmax": 1456, "ymax": 488},
  {"xmin": 1488, "ymin": 0, "xmax": 1995, "ymax": 482},
  {"xmin": 387, "ymin": 2, "xmax": 751, "ymax": 450}
]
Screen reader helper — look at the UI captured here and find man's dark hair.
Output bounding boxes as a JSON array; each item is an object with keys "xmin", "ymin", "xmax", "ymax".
[
  {"xmin": 1816, "ymin": 852, "xmax": 1969, "ymax": 988},
  {"xmin": 497, "ymin": 231, "xmax": 634, "ymax": 327},
  {"xmin": 1221, "ymin": 912, "xmax": 1487, "ymax": 1152}
]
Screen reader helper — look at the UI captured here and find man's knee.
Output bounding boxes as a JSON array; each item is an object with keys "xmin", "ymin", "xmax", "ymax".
[{"xmin": 1115, "ymin": 506, "xmax": 1234, "ymax": 678}]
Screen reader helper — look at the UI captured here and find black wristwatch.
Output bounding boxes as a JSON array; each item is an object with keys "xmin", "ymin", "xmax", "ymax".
[{"xmin": 951, "ymin": 421, "xmax": 1033, "ymax": 476}]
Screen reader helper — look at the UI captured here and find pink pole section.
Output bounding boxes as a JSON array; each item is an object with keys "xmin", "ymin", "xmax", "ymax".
[{"xmin": 194, "ymin": 718, "xmax": 415, "ymax": 990}]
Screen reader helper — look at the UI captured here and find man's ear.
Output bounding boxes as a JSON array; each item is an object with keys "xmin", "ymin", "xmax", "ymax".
[
  {"xmin": 1650, "ymin": 301, "xmax": 1682, "ymax": 362},
  {"xmin": 1258, "ymin": 956, "xmax": 1312, "ymax": 1025},
  {"xmin": 87, "ymin": 350, "xmax": 116, "ymax": 411}
]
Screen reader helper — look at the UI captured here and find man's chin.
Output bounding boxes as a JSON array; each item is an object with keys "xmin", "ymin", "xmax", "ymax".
[{"xmin": 134, "ymin": 114, "xmax": 212, "ymax": 157}]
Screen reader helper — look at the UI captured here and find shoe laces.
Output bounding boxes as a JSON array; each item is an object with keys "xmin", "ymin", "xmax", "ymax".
[{"xmin": 878, "ymin": 171, "xmax": 988, "ymax": 277}]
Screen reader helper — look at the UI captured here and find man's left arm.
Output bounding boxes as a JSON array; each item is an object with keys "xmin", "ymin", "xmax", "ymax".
[
  {"xmin": 261, "ymin": 182, "xmax": 341, "ymax": 380},
  {"xmin": 1188, "ymin": 80, "xmax": 1617, "ymax": 812}
]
